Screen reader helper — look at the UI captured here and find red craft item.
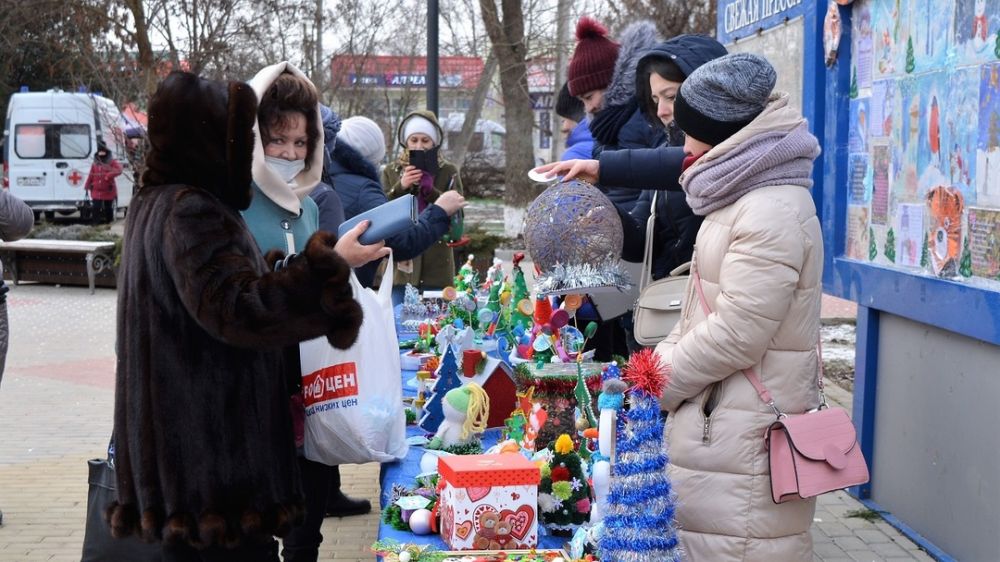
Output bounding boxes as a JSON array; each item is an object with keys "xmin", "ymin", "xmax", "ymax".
[
  {"xmin": 439, "ymin": 454, "xmax": 541, "ymax": 487},
  {"xmin": 533, "ymin": 296, "xmax": 553, "ymax": 326},
  {"xmin": 463, "ymin": 350, "xmax": 484, "ymax": 377}
]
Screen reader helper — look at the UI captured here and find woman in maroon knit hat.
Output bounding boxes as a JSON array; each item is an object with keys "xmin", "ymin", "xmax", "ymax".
[{"xmin": 566, "ymin": 17, "xmax": 620, "ymax": 115}]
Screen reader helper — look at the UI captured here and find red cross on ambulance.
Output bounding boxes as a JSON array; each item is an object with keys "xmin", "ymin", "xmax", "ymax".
[{"xmin": 67, "ymin": 169, "xmax": 84, "ymax": 187}]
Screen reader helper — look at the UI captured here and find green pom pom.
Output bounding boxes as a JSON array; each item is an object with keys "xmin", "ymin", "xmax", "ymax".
[
  {"xmin": 552, "ymin": 480, "xmax": 572, "ymax": 500},
  {"xmin": 540, "ymin": 463, "xmax": 552, "ymax": 479}
]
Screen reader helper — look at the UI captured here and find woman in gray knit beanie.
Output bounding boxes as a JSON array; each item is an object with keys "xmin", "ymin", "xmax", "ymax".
[{"xmin": 655, "ymin": 52, "xmax": 826, "ymax": 560}]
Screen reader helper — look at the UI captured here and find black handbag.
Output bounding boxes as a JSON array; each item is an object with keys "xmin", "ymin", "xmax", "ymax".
[{"xmin": 82, "ymin": 447, "xmax": 161, "ymax": 561}]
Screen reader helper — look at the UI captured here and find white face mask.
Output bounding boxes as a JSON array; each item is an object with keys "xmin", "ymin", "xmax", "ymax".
[{"xmin": 265, "ymin": 156, "xmax": 306, "ymax": 183}]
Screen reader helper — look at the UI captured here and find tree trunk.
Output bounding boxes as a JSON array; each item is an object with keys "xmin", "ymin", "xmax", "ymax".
[
  {"xmin": 479, "ymin": 0, "xmax": 537, "ymax": 238},
  {"xmin": 123, "ymin": 0, "xmax": 157, "ymax": 96},
  {"xmin": 452, "ymin": 53, "xmax": 497, "ymax": 167},
  {"xmin": 550, "ymin": 0, "xmax": 571, "ymax": 161}
]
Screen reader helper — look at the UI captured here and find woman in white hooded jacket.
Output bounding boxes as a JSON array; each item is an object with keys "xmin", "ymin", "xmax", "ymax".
[
  {"xmin": 656, "ymin": 53, "xmax": 824, "ymax": 561},
  {"xmin": 241, "ymin": 62, "xmax": 387, "ymax": 562}
]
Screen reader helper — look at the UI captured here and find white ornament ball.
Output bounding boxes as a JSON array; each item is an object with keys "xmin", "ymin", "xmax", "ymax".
[
  {"xmin": 399, "ymin": 552, "xmax": 412, "ymax": 562},
  {"xmin": 419, "ymin": 452, "xmax": 440, "ymax": 474},
  {"xmin": 409, "ymin": 508, "xmax": 434, "ymax": 535}
]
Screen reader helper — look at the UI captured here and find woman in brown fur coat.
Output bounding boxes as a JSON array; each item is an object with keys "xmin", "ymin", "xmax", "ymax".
[{"xmin": 108, "ymin": 72, "xmax": 371, "ymax": 562}]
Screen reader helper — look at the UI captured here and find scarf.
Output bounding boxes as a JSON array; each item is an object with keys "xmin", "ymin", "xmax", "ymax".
[
  {"xmin": 417, "ymin": 171, "xmax": 435, "ymax": 212},
  {"xmin": 589, "ymin": 97, "xmax": 639, "ymax": 147},
  {"xmin": 680, "ymin": 123, "xmax": 820, "ymax": 216}
]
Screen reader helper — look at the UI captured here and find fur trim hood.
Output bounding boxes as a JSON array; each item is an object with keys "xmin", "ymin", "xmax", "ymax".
[
  {"xmin": 248, "ymin": 61, "xmax": 325, "ymax": 214},
  {"xmin": 142, "ymin": 72, "xmax": 257, "ymax": 211},
  {"xmin": 604, "ymin": 21, "xmax": 660, "ymax": 108}
]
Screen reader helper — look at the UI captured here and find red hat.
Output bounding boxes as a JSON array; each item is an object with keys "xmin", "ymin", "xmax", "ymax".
[{"xmin": 567, "ymin": 17, "xmax": 619, "ymax": 97}]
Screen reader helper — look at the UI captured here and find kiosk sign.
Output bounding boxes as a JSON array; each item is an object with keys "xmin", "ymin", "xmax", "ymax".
[{"xmin": 717, "ymin": 0, "xmax": 806, "ymax": 44}]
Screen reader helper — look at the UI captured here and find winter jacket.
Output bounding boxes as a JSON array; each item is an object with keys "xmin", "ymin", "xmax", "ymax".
[
  {"xmin": 655, "ymin": 95, "xmax": 823, "ymax": 561},
  {"xmin": 243, "ymin": 183, "xmax": 321, "ymax": 255},
  {"xmin": 85, "ymin": 158, "xmax": 123, "ymax": 201},
  {"xmin": 316, "ymin": 136, "xmax": 450, "ymax": 287},
  {"xmin": 588, "ymin": 21, "xmax": 665, "ymax": 209},
  {"xmin": 598, "ymin": 35, "xmax": 729, "ymax": 193},
  {"xmin": 560, "ymin": 119, "xmax": 594, "ymax": 161},
  {"xmin": 618, "ymin": 36, "xmax": 728, "ymax": 278},
  {"xmin": 111, "ymin": 72, "xmax": 362, "ymax": 548},
  {"xmin": 383, "ymin": 109, "xmax": 464, "ymax": 290}
]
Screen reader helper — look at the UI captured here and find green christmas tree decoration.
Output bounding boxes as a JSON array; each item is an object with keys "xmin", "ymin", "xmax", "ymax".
[
  {"xmin": 574, "ymin": 361, "xmax": 596, "ymax": 431},
  {"xmin": 868, "ymin": 226, "xmax": 878, "ymax": 261},
  {"xmin": 537, "ymin": 434, "xmax": 593, "ymax": 534},
  {"xmin": 850, "ymin": 67, "xmax": 859, "ymax": 99},
  {"xmin": 959, "ymin": 236, "xmax": 973, "ymax": 277},
  {"xmin": 905, "ymin": 36, "xmax": 915, "ymax": 73},
  {"xmin": 884, "ymin": 227, "xmax": 897, "ymax": 263},
  {"xmin": 510, "ymin": 266, "xmax": 532, "ymax": 331},
  {"xmin": 995, "ymin": 29, "xmax": 1000, "ymax": 59},
  {"xmin": 920, "ymin": 232, "xmax": 930, "ymax": 268}
]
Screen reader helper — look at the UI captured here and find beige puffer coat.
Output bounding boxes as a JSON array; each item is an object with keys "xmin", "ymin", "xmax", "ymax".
[{"xmin": 656, "ymin": 95, "xmax": 824, "ymax": 561}]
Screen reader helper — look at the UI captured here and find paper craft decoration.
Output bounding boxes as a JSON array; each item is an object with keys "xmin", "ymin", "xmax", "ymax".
[
  {"xmin": 513, "ymin": 362, "xmax": 602, "ymax": 450},
  {"xmin": 437, "ymin": 454, "xmax": 541, "ymax": 551}
]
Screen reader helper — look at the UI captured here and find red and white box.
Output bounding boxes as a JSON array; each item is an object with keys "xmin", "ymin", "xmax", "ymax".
[{"xmin": 437, "ymin": 453, "xmax": 540, "ymax": 551}]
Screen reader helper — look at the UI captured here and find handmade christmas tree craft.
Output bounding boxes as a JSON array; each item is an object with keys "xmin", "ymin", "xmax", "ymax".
[
  {"xmin": 537, "ymin": 434, "xmax": 593, "ymax": 533},
  {"xmin": 420, "ymin": 346, "xmax": 462, "ymax": 432},
  {"xmin": 850, "ymin": 66, "xmax": 858, "ymax": 99},
  {"xmin": 921, "ymin": 231, "xmax": 930, "ymax": 269},
  {"xmin": 868, "ymin": 226, "xmax": 878, "ymax": 260},
  {"xmin": 905, "ymin": 36, "xmax": 915, "ymax": 73},
  {"xmin": 884, "ymin": 227, "xmax": 896, "ymax": 263},
  {"xmin": 600, "ymin": 348, "xmax": 680, "ymax": 562},
  {"xmin": 510, "ymin": 259, "xmax": 533, "ymax": 331},
  {"xmin": 959, "ymin": 236, "xmax": 973, "ymax": 277}
]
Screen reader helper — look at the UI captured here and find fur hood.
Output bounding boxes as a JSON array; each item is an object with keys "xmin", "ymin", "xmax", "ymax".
[
  {"xmin": 604, "ymin": 21, "xmax": 660, "ymax": 108},
  {"xmin": 248, "ymin": 61, "xmax": 325, "ymax": 214},
  {"xmin": 142, "ymin": 72, "xmax": 257, "ymax": 211}
]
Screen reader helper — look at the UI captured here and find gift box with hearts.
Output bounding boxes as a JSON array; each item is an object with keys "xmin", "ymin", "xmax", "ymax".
[{"xmin": 437, "ymin": 453, "xmax": 541, "ymax": 551}]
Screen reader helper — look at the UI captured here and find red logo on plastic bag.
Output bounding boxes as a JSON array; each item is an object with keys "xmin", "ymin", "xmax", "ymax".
[{"xmin": 302, "ymin": 362, "xmax": 358, "ymax": 406}]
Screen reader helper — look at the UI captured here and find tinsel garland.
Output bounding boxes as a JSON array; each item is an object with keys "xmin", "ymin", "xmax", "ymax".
[
  {"xmin": 512, "ymin": 363, "xmax": 602, "ymax": 396},
  {"xmin": 599, "ymin": 392, "xmax": 682, "ymax": 562},
  {"xmin": 533, "ymin": 261, "xmax": 635, "ymax": 296}
]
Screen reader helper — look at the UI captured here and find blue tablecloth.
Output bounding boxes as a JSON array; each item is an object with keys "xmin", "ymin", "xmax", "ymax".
[{"xmin": 378, "ymin": 315, "xmax": 564, "ymax": 550}]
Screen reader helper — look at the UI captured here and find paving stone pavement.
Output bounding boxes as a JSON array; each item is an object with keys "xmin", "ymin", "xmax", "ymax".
[{"xmin": 0, "ymin": 284, "xmax": 933, "ymax": 561}]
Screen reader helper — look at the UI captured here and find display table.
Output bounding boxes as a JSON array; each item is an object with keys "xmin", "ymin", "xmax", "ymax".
[{"xmin": 377, "ymin": 318, "xmax": 566, "ymax": 552}]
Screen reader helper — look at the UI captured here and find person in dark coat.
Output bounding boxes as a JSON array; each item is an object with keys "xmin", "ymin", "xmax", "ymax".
[
  {"xmin": 539, "ymin": 35, "xmax": 728, "ymax": 281},
  {"xmin": 109, "ymin": 71, "xmax": 367, "ymax": 562},
  {"xmin": 314, "ymin": 113, "xmax": 467, "ymax": 288},
  {"xmin": 566, "ymin": 17, "xmax": 665, "ymax": 210},
  {"xmin": 554, "ymin": 83, "xmax": 594, "ymax": 161}
]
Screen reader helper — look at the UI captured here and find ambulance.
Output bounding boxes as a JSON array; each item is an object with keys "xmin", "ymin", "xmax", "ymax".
[{"xmin": 2, "ymin": 89, "xmax": 135, "ymax": 220}]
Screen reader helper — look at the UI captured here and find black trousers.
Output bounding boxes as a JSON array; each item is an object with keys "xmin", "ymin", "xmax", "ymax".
[
  {"xmin": 161, "ymin": 539, "xmax": 279, "ymax": 562},
  {"xmin": 93, "ymin": 199, "xmax": 115, "ymax": 224},
  {"xmin": 280, "ymin": 458, "xmax": 336, "ymax": 562}
]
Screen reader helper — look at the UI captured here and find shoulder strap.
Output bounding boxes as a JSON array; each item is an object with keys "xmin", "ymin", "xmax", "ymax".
[
  {"xmin": 692, "ymin": 264, "xmax": 824, "ymax": 417},
  {"xmin": 639, "ymin": 191, "xmax": 658, "ymax": 291}
]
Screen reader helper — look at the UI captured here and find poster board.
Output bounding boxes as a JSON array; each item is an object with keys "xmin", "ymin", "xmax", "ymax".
[{"xmin": 845, "ymin": 0, "xmax": 1000, "ymax": 288}]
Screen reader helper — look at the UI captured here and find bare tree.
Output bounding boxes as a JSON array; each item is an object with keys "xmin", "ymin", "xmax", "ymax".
[
  {"xmin": 603, "ymin": 0, "xmax": 717, "ymax": 38},
  {"xmin": 479, "ymin": 0, "xmax": 536, "ymax": 237}
]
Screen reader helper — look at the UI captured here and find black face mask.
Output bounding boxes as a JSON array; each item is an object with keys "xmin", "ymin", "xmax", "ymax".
[{"xmin": 408, "ymin": 147, "xmax": 439, "ymax": 175}]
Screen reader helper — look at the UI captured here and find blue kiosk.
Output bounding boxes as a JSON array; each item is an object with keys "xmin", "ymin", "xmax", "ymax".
[{"xmin": 717, "ymin": 1, "xmax": 1000, "ymax": 560}]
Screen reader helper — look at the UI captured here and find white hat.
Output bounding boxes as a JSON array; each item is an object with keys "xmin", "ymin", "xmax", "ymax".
[
  {"xmin": 402, "ymin": 115, "xmax": 440, "ymax": 146},
  {"xmin": 338, "ymin": 116, "xmax": 386, "ymax": 165}
]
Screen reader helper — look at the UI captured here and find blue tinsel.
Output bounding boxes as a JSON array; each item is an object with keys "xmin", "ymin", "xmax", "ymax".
[{"xmin": 599, "ymin": 392, "xmax": 682, "ymax": 562}]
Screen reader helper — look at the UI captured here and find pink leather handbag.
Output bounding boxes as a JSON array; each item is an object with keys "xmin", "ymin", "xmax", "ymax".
[{"xmin": 693, "ymin": 267, "xmax": 870, "ymax": 504}]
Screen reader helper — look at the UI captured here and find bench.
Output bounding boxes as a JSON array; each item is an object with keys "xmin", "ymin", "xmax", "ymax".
[{"xmin": 0, "ymin": 239, "xmax": 117, "ymax": 294}]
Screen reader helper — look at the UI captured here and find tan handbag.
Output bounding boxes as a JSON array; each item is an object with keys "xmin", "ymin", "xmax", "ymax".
[{"xmin": 632, "ymin": 191, "xmax": 690, "ymax": 346}]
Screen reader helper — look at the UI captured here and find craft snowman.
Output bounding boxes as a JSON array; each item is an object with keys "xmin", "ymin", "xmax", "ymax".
[
  {"xmin": 589, "ymin": 377, "xmax": 626, "ymax": 524},
  {"xmin": 427, "ymin": 383, "xmax": 490, "ymax": 450}
]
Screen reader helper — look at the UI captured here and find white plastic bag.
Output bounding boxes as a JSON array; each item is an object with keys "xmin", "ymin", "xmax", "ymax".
[{"xmin": 300, "ymin": 257, "xmax": 408, "ymax": 465}]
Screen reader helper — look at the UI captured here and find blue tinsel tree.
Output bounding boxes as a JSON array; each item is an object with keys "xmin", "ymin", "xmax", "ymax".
[
  {"xmin": 599, "ymin": 348, "xmax": 681, "ymax": 562},
  {"xmin": 419, "ymin": 346, "xmax": 461, "ymax": 432}
]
